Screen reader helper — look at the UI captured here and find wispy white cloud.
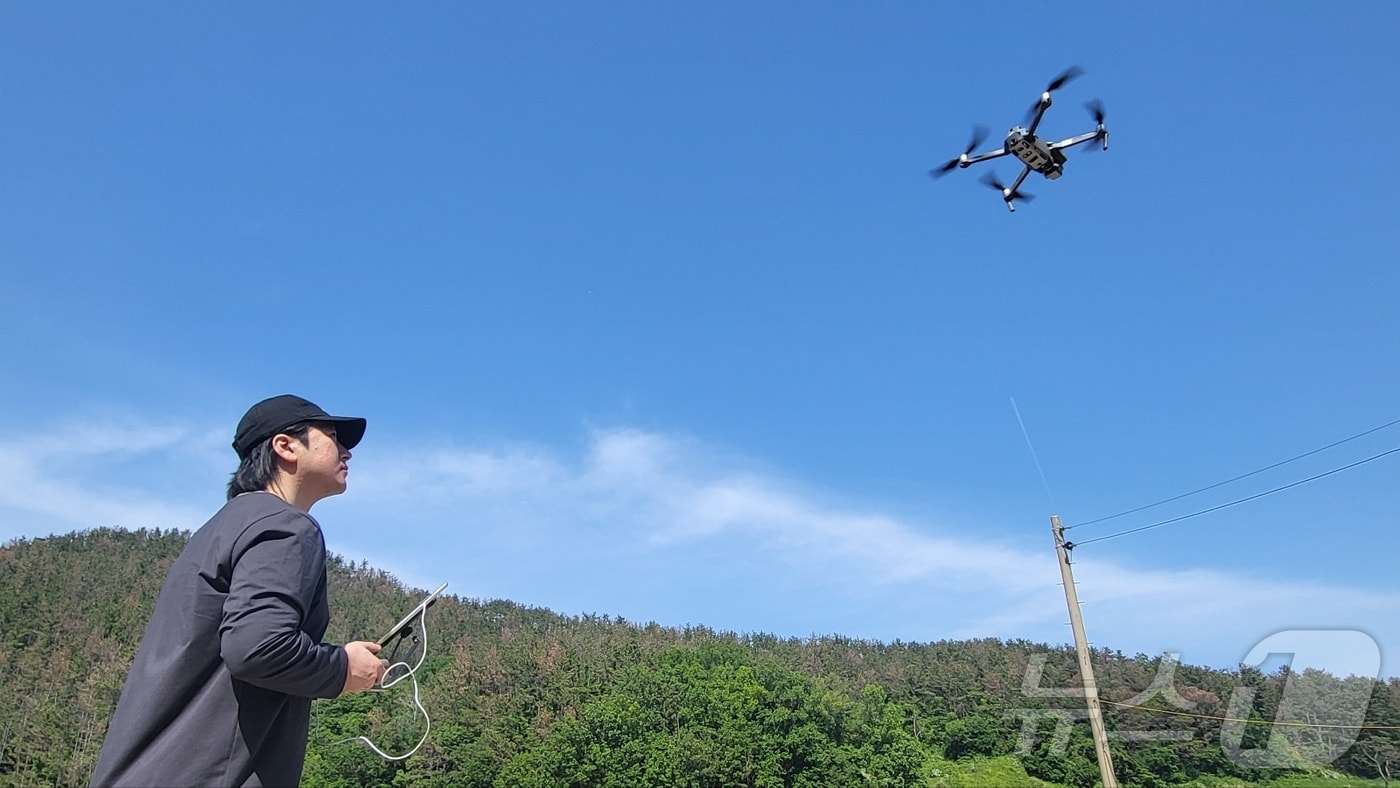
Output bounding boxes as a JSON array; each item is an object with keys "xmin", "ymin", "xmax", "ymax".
[
  {"xmin": 346, "ymin": 427, "xmax": 1057, "ymax": 591},
  {"xmin": 0, "ymin": 420, "xmax": 223, "ymax": 537},
  {"xmin": 341, "ymin": 426, "xmax": 1399, "ymax": 676}
]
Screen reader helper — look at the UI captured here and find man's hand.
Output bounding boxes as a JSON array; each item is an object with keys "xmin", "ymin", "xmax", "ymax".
[{"xmin": 340, "ymin": 641, "xmax": 387, "ymax": 696}]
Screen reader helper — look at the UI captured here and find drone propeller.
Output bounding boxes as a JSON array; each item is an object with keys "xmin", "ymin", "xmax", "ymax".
[
  {"xmin": 929, "ymin": 125, "xmax": 989, "ymax": 179},
  {"xmin": 1025, "ymin": 66, "xmax": 1085, "ymax": 124},
  {"xmin": 1084, "ymin": 99, "xmax": 1109, "ymax": 150},
  {"xmin": 1046, "ymin": 66, "xmax": 1084, "ymax": 94},
  {"xmin": 1085, "ymin": 99, "xmax": 1106, "ymax": 126},
  {"xmin": 980, "ymin": 172, "xmax": 1034, "ymax": 204}
]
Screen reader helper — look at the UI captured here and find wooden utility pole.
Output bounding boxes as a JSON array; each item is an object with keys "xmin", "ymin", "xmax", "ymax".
[{"xmin": 1051, "ymin": 514, "xmax": 1119, "ymax": 788}]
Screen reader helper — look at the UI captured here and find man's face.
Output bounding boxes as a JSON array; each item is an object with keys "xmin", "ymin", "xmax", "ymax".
[{"xmin": 298, "ymin": 422, "xmax": 352, "ymax": 502}]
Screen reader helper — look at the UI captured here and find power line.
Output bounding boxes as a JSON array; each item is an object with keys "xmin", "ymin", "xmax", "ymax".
[
  {"xmin": 1066, "ymin": 417, "xmax": 1400, "ymax": 531},
  {"xmin": 1069, "ymin": 446, "xmax": 1400, "ymax": 547}
]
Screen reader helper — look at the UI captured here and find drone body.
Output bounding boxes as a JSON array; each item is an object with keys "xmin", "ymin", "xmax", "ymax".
[
  {"xmin": 1004, "ymin": 127, "xmax": 1068, "ymax": 179},
  {"xmin": 931, "ymin": 67, "xmax": 1109, "ymax": 211}
]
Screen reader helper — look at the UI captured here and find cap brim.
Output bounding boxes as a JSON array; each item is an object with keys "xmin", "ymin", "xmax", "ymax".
[{"xmin": 326, "ymin": 416, "xmax": 366, "ymax": 450}]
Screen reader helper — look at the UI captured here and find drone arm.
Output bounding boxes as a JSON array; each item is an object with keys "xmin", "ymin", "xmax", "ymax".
[
  {"xmin": 1025, "ymin": 97, "xmax": 1051, "ymax": 136},
  {"xmin": 1049, "ymin": 130, "xmax": 1108, "ymax": 152},
  {"xmin": 1009, "ymin": 166, "xmax": 1031, "ymax": 194},
  {"xmin": 962, "ymin": 147, "xmax": 1010, "ymax": 167}
]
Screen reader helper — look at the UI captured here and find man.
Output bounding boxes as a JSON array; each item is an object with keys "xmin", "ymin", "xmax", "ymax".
[{"xmin": 91, "ymin": 395, "xmax": 387, "ymax": 787}]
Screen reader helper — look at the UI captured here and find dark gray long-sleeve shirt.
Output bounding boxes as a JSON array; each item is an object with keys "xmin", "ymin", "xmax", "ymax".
[{"xmin": 91, "ymin": 492, "xmax": 349, "ymax": 787}]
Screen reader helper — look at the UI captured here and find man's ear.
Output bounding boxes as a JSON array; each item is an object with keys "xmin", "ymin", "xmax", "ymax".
[{"xmin": 271, "ymin": 433, "xmax": 301, "ymax": 465}]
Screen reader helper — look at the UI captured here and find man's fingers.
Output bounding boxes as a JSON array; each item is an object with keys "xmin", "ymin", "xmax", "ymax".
[{"xmin": 342, "ymin": 642, "xmax": 394, "ymax": 695}]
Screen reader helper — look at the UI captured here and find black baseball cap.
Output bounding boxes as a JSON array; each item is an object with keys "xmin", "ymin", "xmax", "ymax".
[{"xmin": 233, "ymin": 394, "xmax": 367, "ymax": 460}]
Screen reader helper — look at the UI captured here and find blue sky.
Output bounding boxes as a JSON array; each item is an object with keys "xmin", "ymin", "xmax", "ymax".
[{"xmin": 3, "ymin": 4, "xmax": 1399, "ymax": 681}]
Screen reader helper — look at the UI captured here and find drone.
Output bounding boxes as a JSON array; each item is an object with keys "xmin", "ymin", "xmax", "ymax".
[{"xmin": 930, "ymin": 67, "xmax": 1108, "ymax": 211}]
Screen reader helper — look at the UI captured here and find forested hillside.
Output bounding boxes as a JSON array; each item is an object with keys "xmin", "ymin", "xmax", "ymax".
[{"xmin": 2, "ymin": 528, "xmax": 1397, "ymax": 787}]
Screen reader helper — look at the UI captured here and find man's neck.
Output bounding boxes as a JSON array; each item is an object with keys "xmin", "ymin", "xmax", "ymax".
[{"xmin": 265, "ymin": 478, "xmax": 315, "ymax": 513}]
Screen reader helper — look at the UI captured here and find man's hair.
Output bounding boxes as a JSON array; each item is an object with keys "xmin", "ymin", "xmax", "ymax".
[{"xmin": 227, "ymin": 422, "xmax": 313, "ymax": 500}]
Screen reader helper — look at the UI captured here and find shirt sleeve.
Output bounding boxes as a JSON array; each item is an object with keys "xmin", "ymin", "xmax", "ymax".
[{"xmin": 219, "ymin": 509, "xmax": 348, "ymax": 698}]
